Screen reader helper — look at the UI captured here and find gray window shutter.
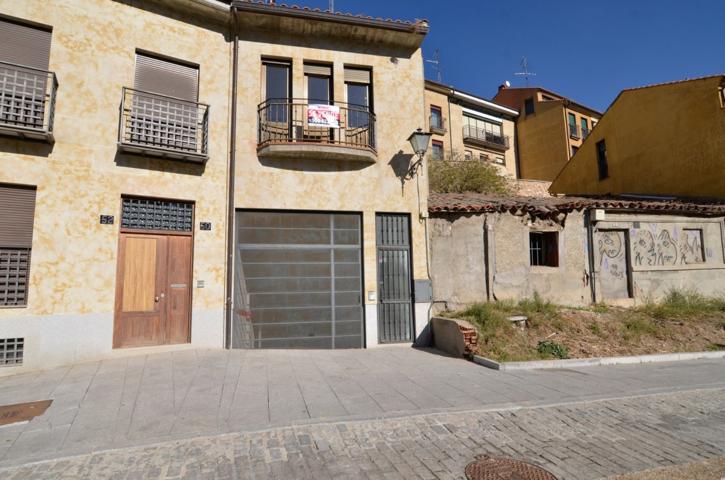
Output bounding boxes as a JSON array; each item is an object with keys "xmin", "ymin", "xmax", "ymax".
[
  {"xmin": 0, "ymin": 185, "xmax": 37, "ymax": 248},
  {"xmin": 344, "ymin": 68, "xmax": 370, "ymax": 84},
  {"xmin": 134, "ymin": 53, "xmax": 199, "ymax": 101},
  {"xmin": 0, "ymin": 18, "xmax": 52, "ymax": 70},
  {"xmin": 303, "ymin": 64, "xmax": 331, "ymax": 76}
]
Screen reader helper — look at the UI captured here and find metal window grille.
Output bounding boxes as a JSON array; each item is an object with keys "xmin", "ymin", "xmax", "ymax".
[
  {"xmin": 0, "ymin": 337, "xmax": 24, "ymax": 366},
  {"xmin": 129, "ymin": 90, "xmax": 199, "ymax": 151},
  {"xmin": 529, "ymin": 232, "xmax": 558, "ymax": 267},
  {"xmin": 121, "ymin": 197, "xmax": 193, "ymax": 232},
  {"xmin": 530, "ymin": 233, "xmax": 544, "ymax": 266},
  {"xmin": 0, "ymin": 248, "xmax": 31, "ymax": 306}
]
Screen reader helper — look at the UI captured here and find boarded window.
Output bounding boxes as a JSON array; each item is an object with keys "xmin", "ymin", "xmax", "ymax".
[
  {"xmin": 530, "ymin": 232, "xmax": 559, "ymax": 267},
  {"xmin": 0, "ymin": 185, "xmax": 37, "ymax": 307}
]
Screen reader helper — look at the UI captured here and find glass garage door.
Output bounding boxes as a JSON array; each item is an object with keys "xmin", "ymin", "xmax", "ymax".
[{"xmin": 232, "ymin": 211, "xmax": 364, "ymax": 349}]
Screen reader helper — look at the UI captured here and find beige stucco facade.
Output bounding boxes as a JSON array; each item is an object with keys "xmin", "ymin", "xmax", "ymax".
[
  {"xmin": 233, "ymin": 13, "xmax": 430, "ymax": 347},
  {"xmin": 424, "ymin": 81, "xmax": 518, "ymax": 178}
]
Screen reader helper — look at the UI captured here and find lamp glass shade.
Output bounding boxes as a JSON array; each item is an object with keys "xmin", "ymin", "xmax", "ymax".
[{"xmin": 408, "ymin": 130, "xmax": 432, "ymax": 156}]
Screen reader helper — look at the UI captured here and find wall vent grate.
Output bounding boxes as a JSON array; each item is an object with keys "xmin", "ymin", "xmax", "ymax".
[
  {"xmin": 0, "ymin": 338, "xmax": 24, "ymax": 366},
  {"xmin": 121, "ymin": 197, "xmax": 193, "ymax": 232}
]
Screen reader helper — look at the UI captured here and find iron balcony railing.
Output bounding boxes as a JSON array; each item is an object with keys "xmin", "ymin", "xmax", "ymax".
[
  {"xmin": 581, "ymin": 127, "xmax": 590, "ymax": 139},
  {"xmin": 258, "ymin": 99, "xmax": 376, "ymax": 151},
  {"xmin": 569, "ymin": 123, "xmax": 580, "ymax": 139},
  {"xmin": 429, "ymin": 114, "xmax": 446, "ymax": 133},
  {"xmin": 462, "ymin": 124, "xmax": 510, "ymax": 150},
  {"xmin": 118, "ymin": 87, "xmax": 209, "ymax": 162},
  {"xmin": 0, "ymin": 61, "xmax": 57, "ymax": 141}
]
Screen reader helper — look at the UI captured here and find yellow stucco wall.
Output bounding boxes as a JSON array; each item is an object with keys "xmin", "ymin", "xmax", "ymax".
[
  {"xmin": 517, "ymin": 99, "xmax": 568, "ymax": 181},
  {"xmin": 550, "ymin": 76, "xmax": 725, "ymax": 198},
  {"xmin": 0, "ymin": 0, "xmax": 230, "ymax": 341},
  {"xmin": 234, "ymin": 29, "xmax": 429, "ymax": 309}
]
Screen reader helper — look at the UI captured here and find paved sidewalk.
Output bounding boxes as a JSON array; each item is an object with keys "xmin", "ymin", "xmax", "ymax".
[
  {"xmin": 1, "ymin": 388, "xmax": 724, "ymax": 479},
  {"xmin": 0, "ymin": 347, "xmax": 723, "ymax": 471}
]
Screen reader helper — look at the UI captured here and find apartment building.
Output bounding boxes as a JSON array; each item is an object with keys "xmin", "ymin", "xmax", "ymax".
[
  {"xmin": 424, "ymin": 80, "xmax": 518, "ymax": 177},
  {"xmin": 493, "ymin": 85, "xmax": 601, "ymax": 181},
  {"xmin": 0, "ymin": 0, "xmax": 431, "ymax": 372},
  {"xmin": 550, "ymin": 75, "xmax": 725, "ymax": 199}
]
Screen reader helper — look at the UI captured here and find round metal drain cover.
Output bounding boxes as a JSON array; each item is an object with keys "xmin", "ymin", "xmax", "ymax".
[{"xmin": 465, "ymin": 454, "xmax": 558, "ymax": 480}]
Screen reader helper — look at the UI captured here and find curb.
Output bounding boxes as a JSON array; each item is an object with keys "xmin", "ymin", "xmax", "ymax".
[{"xmin": 472, "ymin": 350, "xmax": 725, "ymax": 371}]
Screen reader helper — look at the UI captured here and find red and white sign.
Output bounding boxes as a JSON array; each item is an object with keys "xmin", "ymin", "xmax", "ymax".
[{"xmin": 307, "ymin": 104, "xmax": 340, "ymax": 128}]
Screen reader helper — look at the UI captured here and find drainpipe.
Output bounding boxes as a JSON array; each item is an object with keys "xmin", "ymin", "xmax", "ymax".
[
  {"xmin": 586, "ymin": 209, "xmax": 597, "ymax": 304},
  {"xmin": 225, "ymin": 8, "xmax": 239, "ymax": 349},
  {"xmin": 483, "ymin": 216, "xmax": 491, "ymax": 302},
  {"xmin": 446, "ymin": 93, "xmax": 453, "ymax": 158}
]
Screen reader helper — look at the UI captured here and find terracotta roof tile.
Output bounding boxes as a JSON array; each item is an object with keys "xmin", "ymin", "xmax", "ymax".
[{"xmin": 428, "ymin": 193, "xmax": 725, "ymax": 217}]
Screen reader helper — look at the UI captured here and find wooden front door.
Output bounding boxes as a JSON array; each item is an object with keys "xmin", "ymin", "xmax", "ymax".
[{"xmin": 114, "ymin": 233, "xmax": 191, "ymax": 348}]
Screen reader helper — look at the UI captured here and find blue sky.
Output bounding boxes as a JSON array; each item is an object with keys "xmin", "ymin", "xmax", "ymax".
[{"xmin": 295, "ymin": 0, "xmax": 724, "ymax": 112}]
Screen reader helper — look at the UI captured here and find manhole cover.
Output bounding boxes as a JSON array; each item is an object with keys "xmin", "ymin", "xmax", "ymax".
[{"xmin": 465, "ymin": 454, "xmax": 558, "ymax": 480}]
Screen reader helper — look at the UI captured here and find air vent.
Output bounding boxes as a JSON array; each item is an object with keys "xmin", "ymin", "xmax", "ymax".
[{"xmin": 0, "ymin": 337, "xmax": 24, "ymax": 366}]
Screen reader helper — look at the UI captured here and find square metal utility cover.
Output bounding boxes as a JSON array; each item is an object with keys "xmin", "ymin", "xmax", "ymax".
[{"xmin": 0, "ymin": 400, "xmax": 53, "ymax": 427}]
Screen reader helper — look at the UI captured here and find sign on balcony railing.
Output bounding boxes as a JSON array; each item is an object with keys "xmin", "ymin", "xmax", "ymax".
[{"xmin": 307, "ymin": 104, "xmax": 340, "ymax": 128}]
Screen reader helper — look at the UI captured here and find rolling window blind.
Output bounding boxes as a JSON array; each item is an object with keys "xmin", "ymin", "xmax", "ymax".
[
  {"xmin": 134, "ymin": 53, "xmax": 199, "ymax": 101},
  {"xmin": 0, "ymin": 18, "xmax": 51, "ymax": 70}
]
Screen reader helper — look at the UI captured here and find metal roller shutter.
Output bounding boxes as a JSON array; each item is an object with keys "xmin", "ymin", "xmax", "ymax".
[
  {"xmin": 0, "ymin": 18, "xmax": 51, "ymax": 70},
  {"xmin": 0, "ymin": 185, "xmax": 36, "ymax": 248},
  {"xmin": 233, "ymin": 211, "xmax": 364, "ymax": 349},
  {"xmin": 134, "ymin": 53, "xmax": 198, "ymax": 101}
]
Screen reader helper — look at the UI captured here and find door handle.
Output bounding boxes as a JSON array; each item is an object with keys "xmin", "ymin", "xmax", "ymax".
[{"xmin": 154, "ymin": 293, "xmax": 165, "ymax": 302}]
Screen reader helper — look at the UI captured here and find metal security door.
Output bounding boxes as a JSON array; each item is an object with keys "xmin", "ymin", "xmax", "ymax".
[{"xmin": 376, "ymin": 214, "xmax": 413, "ymax": 344}]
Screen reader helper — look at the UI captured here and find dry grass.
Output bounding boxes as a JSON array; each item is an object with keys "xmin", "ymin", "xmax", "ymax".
[{"xmin": 444, "ymin": 290, "xmax": 725, "ymax": 362}]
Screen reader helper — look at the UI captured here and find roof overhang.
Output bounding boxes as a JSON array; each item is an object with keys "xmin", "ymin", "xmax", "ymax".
[{"xmin": 231, "ymin": 1, "xmax": 428, "ymax": 51}]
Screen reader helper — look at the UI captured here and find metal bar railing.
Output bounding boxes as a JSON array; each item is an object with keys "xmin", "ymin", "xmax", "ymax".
[
  {"xmin": 257, "ymin": 99, "xmax": 376, "ymax": 151},
  {"xmin": 118, "ymin": 87, "xmax": 209, "ymax": 157},
  {"xmin": 0, "ymin": 61, "xmax": 57, "ymax": 135},
  {"xmin": 429, "ymin": 114, "xmax": 445, "ymax": 132},
  {"xmin": 569, "ymin": 123, "xmax": 580, "ymax": 139},
  {"xmin": 462, "ymin": 124, "xmax": 509, "ymax": 149}
]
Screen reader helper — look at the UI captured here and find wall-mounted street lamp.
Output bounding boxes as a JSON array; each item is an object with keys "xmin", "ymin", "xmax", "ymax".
[{"xmin": 407, "ymin": 128, "xmax": 432, "ymax": 176}]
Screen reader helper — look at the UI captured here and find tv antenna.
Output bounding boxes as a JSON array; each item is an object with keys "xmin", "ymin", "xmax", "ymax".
[
  {"xmin": 514, "ymin": 56, "xmax": 537, "ymax": 87},
  {"xmin": 425, "ymin": 49, "xmax": 442, "ymax": 83}
]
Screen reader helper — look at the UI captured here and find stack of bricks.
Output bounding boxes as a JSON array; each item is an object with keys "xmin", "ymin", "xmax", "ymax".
[{"xmin": 457, "ymin": 322, "xmax": 478, "ymax": 356}]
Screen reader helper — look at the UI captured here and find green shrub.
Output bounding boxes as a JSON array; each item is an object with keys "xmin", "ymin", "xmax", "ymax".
[
  {"xmin": 588, "ymin": 323, "xmax": 603, "ymax": 336},
  {"xmin": 428, "ymin": 156, "xmax": 515, "ymax": 195},
  {"xmin": 537, "ymin": 340, "xmax": 569, "ymax": 359},
  {"xmin": 639, "ymin": 289, "xmax": 725, "ymax": 319}
]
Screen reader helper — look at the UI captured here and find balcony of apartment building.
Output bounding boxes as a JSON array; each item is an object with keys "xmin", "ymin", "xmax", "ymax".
[
  {"xmin": 0, "ymin": 61, "xmax": 57, "ymax": 142},
  {"xmin": 462, "ymin": 124, "xmax": 510, "ymax": 151},
  {"xmin": 117, "ymin": 87, "xmax": 209, "ymax": 163},
  {"xmin": 568, "ymin": 123, "xmax": 590, "ymax": 141},
  {"xmin": 257, "ymin": 99, "xmax": 377, "ymax": 163}
]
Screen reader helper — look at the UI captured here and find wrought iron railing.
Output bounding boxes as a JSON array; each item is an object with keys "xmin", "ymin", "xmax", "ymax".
[
  {"xmin": 118, "ymin": 87, "xmax": 209, "ymax": 159},
  {"xmin": 258, "ymin": 99, "xmax": 376, "ymax": 151},
  {"xmin": 569, "ymin": 123, "xmax": 580, "ymax": 139},
  {"xmin": 462, "ymin": 124, "xmax": 509, "ymax": 150},
  {"xmin": 0, "ymin": 61, "xmax": 57, "ymax": 138}
]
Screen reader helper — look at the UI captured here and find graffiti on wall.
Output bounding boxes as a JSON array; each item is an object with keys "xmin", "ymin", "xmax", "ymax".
[
  {"xmin": 597, "ymin": 230, "xmax": 629, "ymax": 299},
  {"xmin": 632, "ymin": 225, "xmax": 705, "ymax": 266}
]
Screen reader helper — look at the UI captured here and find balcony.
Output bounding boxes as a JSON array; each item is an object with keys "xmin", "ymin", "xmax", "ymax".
[
  {"xmin": 429, "ymin": 114, "xmax": 446, "ymax": 134},
  {"xmin": 257, "ymin": 99, "xmax": 376, "ymax": 163},
  {"xmin": 581, "ymin": 127, "xmax": 590, "ymax": 139},
  {"xmin": 0, "ymin": 62, "xmax": 57, "ymax": 142},
  {"xmin": 118, "ymin": 87, "xmax": 209, "ymax": 163},
  {"xmin": 569, "ymin": 123, "xmax": 580, "ymax": 140},
  {"xmin": 462, "ymin": 125, "xmax": 509, "ymax": 151}
]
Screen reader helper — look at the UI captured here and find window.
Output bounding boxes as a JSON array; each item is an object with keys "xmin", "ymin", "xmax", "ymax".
[
  {"xmin": 263, "ymin": 59, "xmax": 290, "ymax": 122},
  {"xmin": 0, "ymin": 18, "xmax": 53, "ymax": 129},
  {"xmin": 596, "ymin": 139, "xmax": 609, "ymax": 180},
  {"xmin": 493, "ymin": 155, "xmax": 505, "ymax": 165},
  {"xmin": 0, "ymin": 185, "xmax": 37, "ymax": 307},
  {"xmin": 529, "ymin": 232, "xmax": 559, "ymax": 267},
  {"xmin": 345, "ymin": 67, "xmax": 372, "ymax": 130},
  {"xmin": 571, "ymin": 145, "xmax": 579, "ymax": 157},
  {"xmin": 524, "ymin": 97, "xmax": 535, "ymax": 115},
  {"xmin": 479, "ymin": 153, "xmax": 488, "ymax": 162},
  {"xmin": 580, "ymin": 117, "xmax": 590, "ymax": 138},
  {"xmin": 464, "ymin": 150, "xmax": 472, "ymax": 161},
  {"xmin": 304, "ymin": 63, "xmax": 331, "ymax": 104},
  {"xmin": 682, "ymin": 229, "xmax": 705, "ymax": 264},
  {"xmin": 430, "ymin": 105, "xmax": 443, "ymax": 130},
  {"xmin": 132, "ymin": 53, "xmax": 200, "ymax": 151},
  {"xmin": 431, "ymin": 140, "xmax": 444, "ymax": 160},
  {"xmin": 463, "ymin": 115, "xmax": 504, "ymax": 144},
  {"xmin": 568, "ymin": 112, "xmax": 578, "ymax": 138}
]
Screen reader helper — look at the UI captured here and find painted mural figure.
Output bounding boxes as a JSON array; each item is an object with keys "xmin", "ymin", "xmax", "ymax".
[
  {"xmin": 655, "ymin": 230, "xmax": 678, "ymax": 265},
  {"xmin": 633, "ymin": 230, "xmax": 656, "ymax": 266}
]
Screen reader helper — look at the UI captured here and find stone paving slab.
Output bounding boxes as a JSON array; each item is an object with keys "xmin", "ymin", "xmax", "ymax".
[
  {"xmin": 0, "ymin": 388, "xmax": 723, "ymax": 479},
  {"xmin": 0, "ymin": 348, "xmax": 723, "ymax": 470}
]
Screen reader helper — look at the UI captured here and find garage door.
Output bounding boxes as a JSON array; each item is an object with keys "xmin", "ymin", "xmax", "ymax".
[{"xmin": 232, "ymin": 211, "xmax": 364, "ymax": 349}]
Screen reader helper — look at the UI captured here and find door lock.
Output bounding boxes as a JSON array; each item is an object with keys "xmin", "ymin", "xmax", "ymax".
[{"xmin": 154, "ymin": 293, "xmax": 165, "ymax": 302}]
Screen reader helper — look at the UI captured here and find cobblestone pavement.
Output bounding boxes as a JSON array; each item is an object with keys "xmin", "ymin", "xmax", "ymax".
[{"xmin": 0, "ymin": 388, "xmax": 723, "ymax": 480}]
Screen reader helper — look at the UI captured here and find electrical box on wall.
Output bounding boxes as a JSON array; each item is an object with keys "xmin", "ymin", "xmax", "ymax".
[
  {"xmin": 414, "ymin": 280, "xmax": 433, "ymax": 303},
  {"xmin": 592, "ymin": 209, "xmax": 606, "ymax": 222}
]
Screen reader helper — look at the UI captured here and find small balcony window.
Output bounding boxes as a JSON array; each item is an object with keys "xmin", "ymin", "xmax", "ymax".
[
  {"xmin": 524, "ymin": 97, "xmax": 535, "ymax": 115},
  {"xmin": 462, "ymin": 114, "xmax": 509, "ymax": 151},
  {"xmin": 431, "ymin": 140, "xmax": 444, "ymax": 160},
  {"xmin": 429, "ymin": 105, "xmax": 444, "ymax": 132},
  {"xmin": 530, "ymin": 232, "xmax": 559, "ymax": 267}
]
